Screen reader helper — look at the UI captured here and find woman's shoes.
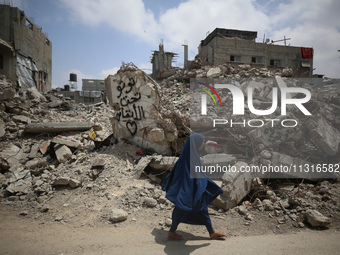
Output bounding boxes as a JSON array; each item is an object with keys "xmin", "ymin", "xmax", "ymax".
[
  {"xmin": 210, "ymin": 232, "xmax": 226, "ymax": 240},
  {"xmin": 168, "ymin": 231, "xmax": 183, "ymax": 240}
]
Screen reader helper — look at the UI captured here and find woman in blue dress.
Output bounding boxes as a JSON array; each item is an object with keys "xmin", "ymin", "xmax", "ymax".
[{"xmin": 162, "ymin": 133, "xmax": 226, "ymax": 240}]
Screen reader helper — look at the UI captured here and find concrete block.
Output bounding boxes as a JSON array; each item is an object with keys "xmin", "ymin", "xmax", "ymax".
[
  {"xmin": 213, "ymin": 161, "xmax": 252, "ymax": 210},
  {"xmin": 12, "ymin": 115, "xmax": 31, "ymax": 124},
  {"xmin": 54, "ymin": 145, "xmax": 72, "ymax": 163},
  {"xmin": 147, "ymin": 127, "xmax": 165, "ymax": 142},
  {"xmin": 69, "ymin": 178, "xmax": 81, "ymax": 188},
  {"xmin": 105, "ymin": 71, "xmax": 177, "ymax": 155},
  {"xmin": 207, "ymin": 67, "xmax": 222, "ymax": 78},
  {"xmin": 53, "ymin": 177, "xmax": 70, "ymax": 186},
  {"xmin": 25, "ymin": 158, "xmax": 47, "ymax": 169}
]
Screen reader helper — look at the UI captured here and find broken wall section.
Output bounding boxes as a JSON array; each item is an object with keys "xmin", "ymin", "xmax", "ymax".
[{"xmin": 105, "ymin": 66, "xmax": 178, "ymax": 155}]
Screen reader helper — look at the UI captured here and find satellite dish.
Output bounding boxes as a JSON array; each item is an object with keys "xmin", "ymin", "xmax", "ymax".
[{"xmin": 265, "ymin": 38, "xmax": 270, "ymax": 43}]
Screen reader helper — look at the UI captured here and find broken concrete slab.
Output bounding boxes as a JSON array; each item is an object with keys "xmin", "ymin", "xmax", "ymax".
[
  {"xmin": 268, "ymin": 152, "xmax": 339, "ymax": 179},
  {"xmin": 25, "ymin": 158, "xmax": 47, "ymax": 170},
  {"xmin": 305, "ymin": 209, "xmax": 331, "ymax": 227},
  {"xmin": 52, "ymin": 136, "xmax": 82, "ymax": 148},
  {"xmin": 211, "ymin": 161, "xmax": 252, "ymax": 210},
  {"xmin": 148, "ymin": 156, "xmax": 178, "ymax": 171},
  {"xmin": 54, "ymin": 144, "xmax": 72, "ymax": 163},
  {"xmin": 248, "ymin": 113, "xmax": 301, "ymax": 148},
  {"xmin": 201, "ymin": 153, "xmax": 236, "ymax": 179},
  {"xmin": 105, "ymin": 69, "xmax": 178, "ymax": 155},
  {"xmin": 24, "ymin": 121, "xmax": 95, "ymax": 133},
  {"xmin": 12, "ymin": 115, "xmax": 31, "ymax": 124},
  {"xmin": 147, "ymin": 127, "xmax": 165, "ymax": 142},
  {"xmin": 307, "ymin": 115, "xmax": 340, "ymax": 155},
  {"xmin": 91, "ymin": 157, "xmax": 106, "ymax": 168},
  {"xmin": 0, "ymin": 143, "xmax": 26, "ymax": 170},
  {"xmin": 26, "ymin": 87, "xmax": 47, "ymax": 102},
  {"xmin": 275, "ymin": 76, "xmax": 292, "ymax": 99},
  {"xmin": 28, "ymin": 143, "xmax": 40, "ymax": 159},
  {"xmin": 6, "ymin": 168, "xmax": 32, "ymax": 194},
  {"xmin": 133, "ymin": 156, "xmax": 160, "ymax": 178},
  {"xmin": 69, "ymin": 178, "xmax": 81, "ymax": 188},
  {"xmin": 53, "ymin": 177, "xmax": 70, "ymax": 186},
  {"xmin": 0, "ymin": 88, "xmax": 15, "ymax": 101}
]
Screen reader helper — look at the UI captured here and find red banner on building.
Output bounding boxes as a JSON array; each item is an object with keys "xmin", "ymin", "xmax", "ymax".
[{"xmin": 301, "ymin": 47, "xmax": 313, "ymax": 58}]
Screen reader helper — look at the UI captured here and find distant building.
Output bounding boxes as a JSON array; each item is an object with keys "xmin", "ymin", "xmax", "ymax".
[
  {"xmin": 151, "ymin": 43, "xmax": 177, "ymax": 79},
  {"xmin": 82, "ymin": 79, "xmax": 105, "ymax": 91},
  {"xmin": 58, "ymin": 78, "xmax": 106, "ymax": 105},
  {"xmin": 0, "ymin": 3, "xmax": 52, "ymax": 91},
  {"xmin": 198, "ymin": 28, "xmax": 314, "ymax": 78}
]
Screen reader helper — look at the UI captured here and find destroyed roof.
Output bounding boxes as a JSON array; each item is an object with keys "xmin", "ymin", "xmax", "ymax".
[
  {"xmin": 0, "ymin": 38, "xmax": 14, "ymax": 51},
  {"xmin": 200, "ymin": 28, "xmax": 258, "ymax": 47}
]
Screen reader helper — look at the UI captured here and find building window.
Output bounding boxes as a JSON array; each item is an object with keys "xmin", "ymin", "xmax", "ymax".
[
  {"xmin": 26, "ymin": 19, "xmax": 33, "ymax": 30},
  {"xmin": 0, "ymin": 54, "xmax": 3, "ymax": 69},
  {"xmin": 301, "ymin": 61, "xmax": 311, "ymax": 68},
  {"xmin": 270, "ymin": 59, "xmax": 281, "ymax": 67},
  {"xmin": 251, "ymin": 57, "xmax": 262, "ymax": 64},
  {"xmin": 230, "ymin": 55, "xmax": 242, "ymax": 62},
  {"xmin": 45, "ymin": 38, "xmax": 50, "ymax": 46}
]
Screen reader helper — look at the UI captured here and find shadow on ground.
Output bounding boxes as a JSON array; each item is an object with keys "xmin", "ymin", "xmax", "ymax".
[{"xmin": 151, "ymin": 228, "xmax": 213, "ymax": 255}]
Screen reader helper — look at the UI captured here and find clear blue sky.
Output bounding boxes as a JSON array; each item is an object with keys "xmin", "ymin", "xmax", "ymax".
[{"xmin": 12, "ymin": 0, "xmax": 340, "ymax": 89}]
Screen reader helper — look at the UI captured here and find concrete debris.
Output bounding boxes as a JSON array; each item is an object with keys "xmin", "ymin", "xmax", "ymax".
[
  {"xmin": 105, "ymin": 65, "xmax": 183, "ymax": 155},
  {"xmin": 25, "ymin": 121, "xmax": 96, "ymax": 133},
  {"xmin": 212, "ymin": 162, "xmax": 252, "ymax": 210},
  {"xmin": 0, "ymin": 63, "xmax": 339, "ymax": 232},
  {"xmin": 109, "ymin": 209, "xmax": 128, "ymax": 223},
  {"xmin": 6, "ymin": 168, "xmax": 32, "ymax": 194},
  {"xmin": 305, "ymin": 209, "xmax": 331, "ymax": 227},
  {"xmin": 54, "ymin": 144, "xmax": 72, "ymax": 163},
  {"xmin": 52, "ymin": 135, "xmax": 83, "ymax": 148}
]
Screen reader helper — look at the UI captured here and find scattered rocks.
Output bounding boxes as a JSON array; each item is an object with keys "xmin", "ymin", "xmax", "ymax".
[
  {"xmin": 305, "ymin": 209, "xmax": 332, "ymax": 228},
  {"xmin": 109, "ymin": 209, "xmax": 128, "ymax": 223}
]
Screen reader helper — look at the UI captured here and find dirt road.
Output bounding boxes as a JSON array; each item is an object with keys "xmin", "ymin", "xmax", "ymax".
[{"xmin": 1, "ymin": 207, "xmax": 339, "ymax": 255}]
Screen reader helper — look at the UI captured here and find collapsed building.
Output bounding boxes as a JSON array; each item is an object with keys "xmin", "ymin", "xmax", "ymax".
[{"xmin": 0, "ymin": 3, "xmax": 52, "ymax": 91}]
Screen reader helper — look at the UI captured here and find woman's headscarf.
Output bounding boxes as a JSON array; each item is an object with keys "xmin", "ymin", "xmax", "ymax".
[{"xmin": 162, "ymin": 133, "xmax": 222, "ymax": 211}]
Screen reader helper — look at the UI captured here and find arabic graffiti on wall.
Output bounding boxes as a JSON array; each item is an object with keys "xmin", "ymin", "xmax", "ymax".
[{"xmin": 116, "ymin": 77, "xmax": 145, "ymax": 136}]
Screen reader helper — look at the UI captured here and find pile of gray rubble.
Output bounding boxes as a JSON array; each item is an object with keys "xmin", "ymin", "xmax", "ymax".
[{"xmin": 0, "ymin": 63, "xmax": 339, "ymax": 230}]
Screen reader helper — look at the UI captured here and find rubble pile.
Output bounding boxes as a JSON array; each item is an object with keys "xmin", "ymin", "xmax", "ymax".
[{"xmin": 0, "ymin": 63, "xmax": 339, "ymax": 233}]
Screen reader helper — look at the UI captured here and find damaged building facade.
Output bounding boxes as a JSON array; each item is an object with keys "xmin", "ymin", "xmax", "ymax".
[
  {"xmin": 198, "ymin": 28, "xmax": 314, "ymax": 78},
  {"xmin": 58, "ymin": 78, "xmax": 106, "ymax": 104},
  {"xmin": 0, "ymin": 4, "xmax": 52, "ymax": 91},
  {"xmin": 151, "ymin": 43, "xmax": 177, "ymax": 79}
]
